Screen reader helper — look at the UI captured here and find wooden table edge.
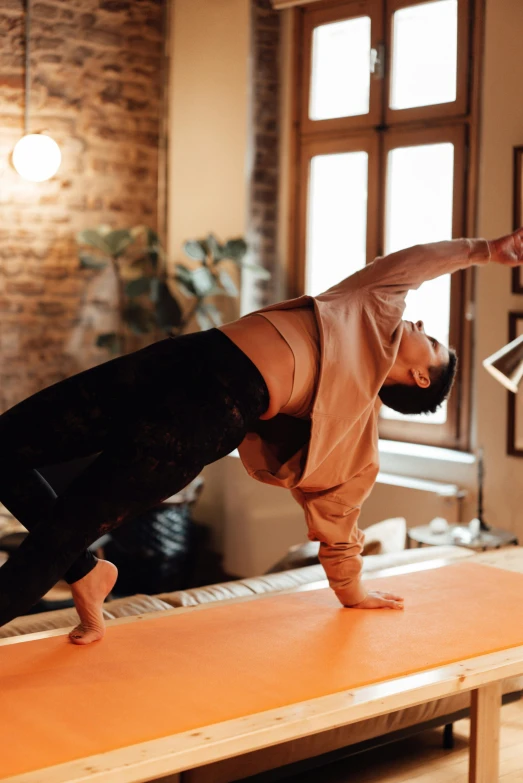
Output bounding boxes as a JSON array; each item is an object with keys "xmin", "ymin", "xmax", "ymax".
[{"xmin": 3, "ymin": 643, "xmax": 523, "ymax": 783}]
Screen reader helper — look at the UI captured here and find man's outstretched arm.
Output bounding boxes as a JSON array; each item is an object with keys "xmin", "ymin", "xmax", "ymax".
[{"xmin": 346, "ymin": 227, "xmax": 523, "ymax": 296}]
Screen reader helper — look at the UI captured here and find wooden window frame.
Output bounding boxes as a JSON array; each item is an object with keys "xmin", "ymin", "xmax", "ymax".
[
  {"xmin": 301, "ymin": 0, "xmax": 384, "ymax": 135},
  {"xmin": 288, "ymin": 0, "xmax": 483, "ymax": 451},
  {"xmin": 385, "ymin": 0, "xmax": 471, "ymax": 125}
]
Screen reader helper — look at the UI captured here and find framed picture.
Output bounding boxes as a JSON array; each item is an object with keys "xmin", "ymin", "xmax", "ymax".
[
  {"xmin": 507, "ymin": 311, "xmax": 523, "ymax": 456},
  {"xmin": 512, "ymin": 146, "xmax": 523, "ymax": 293}
]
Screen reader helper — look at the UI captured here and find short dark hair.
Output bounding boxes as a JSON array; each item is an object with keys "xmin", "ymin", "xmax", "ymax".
[{"xmin": 378, "ymin": 349, "xmax": 458, "ymax": 415}]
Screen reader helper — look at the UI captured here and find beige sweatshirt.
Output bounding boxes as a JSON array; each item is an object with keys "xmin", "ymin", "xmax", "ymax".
[{"xmin": 227, "ymin": 239, "xmax": 491, "ymax": 607}]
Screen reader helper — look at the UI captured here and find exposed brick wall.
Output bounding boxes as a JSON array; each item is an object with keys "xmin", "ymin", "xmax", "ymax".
[
  {"xmin": 0, "ymin": 0, "xmax": 164, "ymax": 413},
  {"xmin": 246, "ymin": 0, "xmax": 281, "ymax": 309}
]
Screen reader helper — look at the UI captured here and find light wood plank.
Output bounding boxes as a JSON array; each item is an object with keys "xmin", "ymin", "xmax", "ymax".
[
  {"xmin": 275, "ymin": 701, "xmax": 523, "ymax": 783},
  {"xmin": 3, "ymin": 650, "xmax": 523, "ymax": 783},
  {"xmin": 469, "ymin": 683, "xmax": 502, "ymax": 783}
]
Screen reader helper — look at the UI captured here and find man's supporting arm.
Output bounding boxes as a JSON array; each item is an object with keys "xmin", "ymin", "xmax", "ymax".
[{"xmin": 291, "ymin": 486, "xmax": 368, "ymax": 607}]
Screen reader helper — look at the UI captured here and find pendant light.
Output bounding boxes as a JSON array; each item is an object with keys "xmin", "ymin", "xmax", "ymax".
[{"xmin": 12, "ymin": 0, "xmax": 61, "ymax": 182}]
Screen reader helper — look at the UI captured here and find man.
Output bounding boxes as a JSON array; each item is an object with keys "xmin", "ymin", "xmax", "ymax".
[
  {"xmin": 0, "ymin": 231, "xmax": 520, "ymax": 644},
  {"xmin": 222, "ymin": 229, "xmax": 523, "ymax": 612}
]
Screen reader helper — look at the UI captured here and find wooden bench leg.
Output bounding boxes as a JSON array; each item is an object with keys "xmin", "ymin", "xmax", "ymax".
[
  {"xmin": 443, "ymin": 722, "xmax": 454, "ymax": 749},
  {"xmin": 469, "ymin": 682, "xmax": 502, "ymax": 783}
]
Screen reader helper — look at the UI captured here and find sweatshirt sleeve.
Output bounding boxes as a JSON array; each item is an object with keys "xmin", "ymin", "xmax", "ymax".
[
  {"xmin": 346, "ymin": 238, "xmax": 491, "ymax": 298},
  {"xmin": 290, "ymin": 486, "xmax": 368, "ymax": 606}
]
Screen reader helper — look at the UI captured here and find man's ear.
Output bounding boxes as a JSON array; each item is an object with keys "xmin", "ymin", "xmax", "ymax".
[{"xmin": 411, "ymin": 368, "xmax": 431, "ymax": 389}]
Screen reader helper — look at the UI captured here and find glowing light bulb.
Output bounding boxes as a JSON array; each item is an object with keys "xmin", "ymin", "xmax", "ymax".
[{"xmin": 12, "ymin": 133, "xmax": 61, "ymax": 182}]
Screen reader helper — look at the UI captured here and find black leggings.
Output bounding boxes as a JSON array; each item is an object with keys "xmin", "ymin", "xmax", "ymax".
[{"xmin": 0, "ymin": 329, "xmax": 269, "ymax": 628}]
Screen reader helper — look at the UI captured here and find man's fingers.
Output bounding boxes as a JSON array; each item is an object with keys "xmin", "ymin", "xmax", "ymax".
[
  {"xmin": 377, "ymin": 591, "xmax": 404, "ymax": 602},
  {"xmin": 382, "ymin": 598, "xmax": 404, "ymax": 610}
]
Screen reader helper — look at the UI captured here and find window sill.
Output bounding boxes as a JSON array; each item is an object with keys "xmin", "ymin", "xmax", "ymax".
[
  {"xmin": 378, "ymin": 439, "xmax": 475, "ymax": 465},
  {"xmin": 229, "ymin": 440, "xmax": 474, "ymax": 467}
]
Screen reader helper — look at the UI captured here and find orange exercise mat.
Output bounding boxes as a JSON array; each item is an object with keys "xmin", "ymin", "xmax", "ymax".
[{"xmin": 2, "ymin": 561, "xmax": 523, "ymax": 779}]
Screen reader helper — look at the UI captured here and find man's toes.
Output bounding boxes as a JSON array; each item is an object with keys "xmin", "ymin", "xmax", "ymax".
[{"xmin": 68, "ymin": 624, "xmax": 105, "ymax": 645}]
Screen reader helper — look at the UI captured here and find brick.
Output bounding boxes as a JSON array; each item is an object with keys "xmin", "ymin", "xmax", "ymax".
[
  {"xmin": 79, "ymin": 12, "xmax": 96, "ymax": 27},
  {"xmin": 0, "ymin": 298, "xmax": 23, "ymax": 313},
  {"xmin": 100, "ymin": 80, "xmax": 122, "ymax": 103},
  {"xmin": 40, "ymin": 53, "xmax": 63, "ymax": 63},
  {"xmin": 0, "ymin": 0, "xmax": 23, "ymax": 10},
  {"xmin": 5, "ymin": 280, "xmax": 46, "ymax": 296},
  {"xmin": 70, "ymin": 46, "xmax": 95, "ymax": 65},
  {"xmin": 100, "ymin": 0, "xmax": 130, "ymax": 10},
  {"xmin": 33, "ymin": 36, "xmax": 63, "ymax": 50},
  {"xmin": 87, "ymin": 28, "xmax": 122, "ymax": 47},
  {"xmin": 0, "ymin": 73, "xmax": 23, "ymax": 89},
  {"xmin": 33, "ymin": 3, "xmax": 60, "ymax": 18},
  {"xmin": 35, "ymin": 301, "xmax": 68, "ymax": 317}
]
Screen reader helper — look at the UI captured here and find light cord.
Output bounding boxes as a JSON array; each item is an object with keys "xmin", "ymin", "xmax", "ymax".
[{"xmin": 24, "ymin": 0, "xmax": 31, "ymax": 134}]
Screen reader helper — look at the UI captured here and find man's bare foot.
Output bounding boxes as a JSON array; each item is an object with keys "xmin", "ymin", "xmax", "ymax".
[{"xmin": 68, "ymin": 559, "xmax": 118, "ymax": 645}]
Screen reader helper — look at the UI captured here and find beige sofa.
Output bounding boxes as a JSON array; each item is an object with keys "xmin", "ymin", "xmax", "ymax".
[{"xmin": 2, "ymin": 543, "xmax": 520, "ymax": 782}]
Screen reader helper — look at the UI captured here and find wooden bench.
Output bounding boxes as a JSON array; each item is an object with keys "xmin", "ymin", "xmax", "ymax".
[{"xmin": 1, "ymin": 561, "xmax": 522, "ymax": 783}]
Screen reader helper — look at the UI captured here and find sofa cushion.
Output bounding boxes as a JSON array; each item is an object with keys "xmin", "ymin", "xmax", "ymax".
[
  {"xmin": 157, "ymin": 545, "xmax": 473, "ymax": 608},
  {"xmin": 156, "ymin": 565, "xmax": 327, "ymax": 608},
  {"xmin": 361, "ymin": 544, "xmax": 473, "ymax": 573},
  {"xmin": 363, "ymin": 517, "xmax": 407, "ymax": 554},
  {"xmin": 266, "ymin": 517, "xmax": 407, "ymax": 572},
  {"xmin": 0, "ymin": 594, "xmax": 173, "ymax": 638},
  {"xmin": 0, "ymin": 545, "xmax": 474, "ymax": 634}
]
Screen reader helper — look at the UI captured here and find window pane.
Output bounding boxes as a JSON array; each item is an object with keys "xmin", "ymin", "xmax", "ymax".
[
  {"xmin": 306, "ymin": 151, "xmax": 368, "ymax": 296},
  {"xmin": 310, "ymin": 17, "xmax": 371, "ymax": 120},
  {"xmin": 382, "ymin": 142, "xmax": 454, "ymax": 424},
  {"xmin": 390, "ymin": 0, "xmax": 458, "ymax": 110}
]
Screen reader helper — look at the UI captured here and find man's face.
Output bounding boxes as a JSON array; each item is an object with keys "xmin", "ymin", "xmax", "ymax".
[{"xmin": 398, "ymin": 320, "xmax": 450, "ymax": 382}]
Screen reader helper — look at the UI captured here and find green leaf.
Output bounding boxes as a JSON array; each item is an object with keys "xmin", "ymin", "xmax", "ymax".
[
  {"xmin": 146, "ymin": 227, "xmax": 160, "ymax": 246},
  {"xmin": 173, "ymin": 265, "xmax": 198, "ymax": 296},
  {"xmin": 175, "ymin": 279, "xmax": 197, "ymax": 298},
  {"xmin": 77, "ymin": 229, "xmax": 111, "ymax": 255},
  {"xmin": 189, "ymin": 266, "xmax": 216, "ymax": 297},
  {"xmin": 183, "ymin": 240, "xmax": 208, "ymax": 262},
  {"xmin": 95, "ymin": 332, "xmax": 120, "ymax": 353},
  {"xmin": 222, "ymin": 238, "xmax": 247, "ymax": 261},
  {"xmin": 202, "ymin": 302, "xmax": 223, "ymax": 326},
  {"xmin": 206, "ymin": 233, "xmax": 222, "ymax": 261},
  {"xmin": 149, "ymin": 277, "xmax": 161, "ymax": 304},
  {"xmin": 155, "ymin": 282, "xmax": 183, "ymax": 329},
  {"xmin": 195, "ymin": 306, "xmax": 214, "ymax": 331},
  {"xmin": 104, "ymin": 229, "xmax": 135, "ymax": 258},
  {"xmin": 174, "ymin": 264, "xmax": 194, "ymax": 284},
  {"xmin": 125, "ymin": 276, "xmax": 153, "ymax": 298},
  {"xmin": 238, "ymin": 261, "xmax": 271, "ymax": 280},
  {"xmin": 218, "ymin": 268, "xmax": 239, "ymax": 297},
  {"xmin": 79, "ymin": 253, "xmax": 108, "ymax": 270},
  {"xmin": 123, "ymin": 302, "xmax": 156, "ymax": 334}
]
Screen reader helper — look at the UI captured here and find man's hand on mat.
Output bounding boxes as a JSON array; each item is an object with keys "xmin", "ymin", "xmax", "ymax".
[
  {"xmin": 489, "ymin": 227, "xmax": 523, "ymax": 266},
  {"xmin": 348, "ymin": 590, "xmax": 404, "ymax": 610}
]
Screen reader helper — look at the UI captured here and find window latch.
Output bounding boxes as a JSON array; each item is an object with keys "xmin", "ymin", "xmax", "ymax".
[{"xmin": 370, "ymin": 43, "xmax": 385, "ymax": 80}]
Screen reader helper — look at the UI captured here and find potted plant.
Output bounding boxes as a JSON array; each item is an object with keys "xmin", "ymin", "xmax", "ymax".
[{"xmin": 77, "ymin": 225, "xmax": 270, "ymax": 354}]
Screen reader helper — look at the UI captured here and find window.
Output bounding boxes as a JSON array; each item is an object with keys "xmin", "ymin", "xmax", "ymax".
[{"xmin": 289, "ymin": 0, "xmax": 481, "ymax": 449}]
